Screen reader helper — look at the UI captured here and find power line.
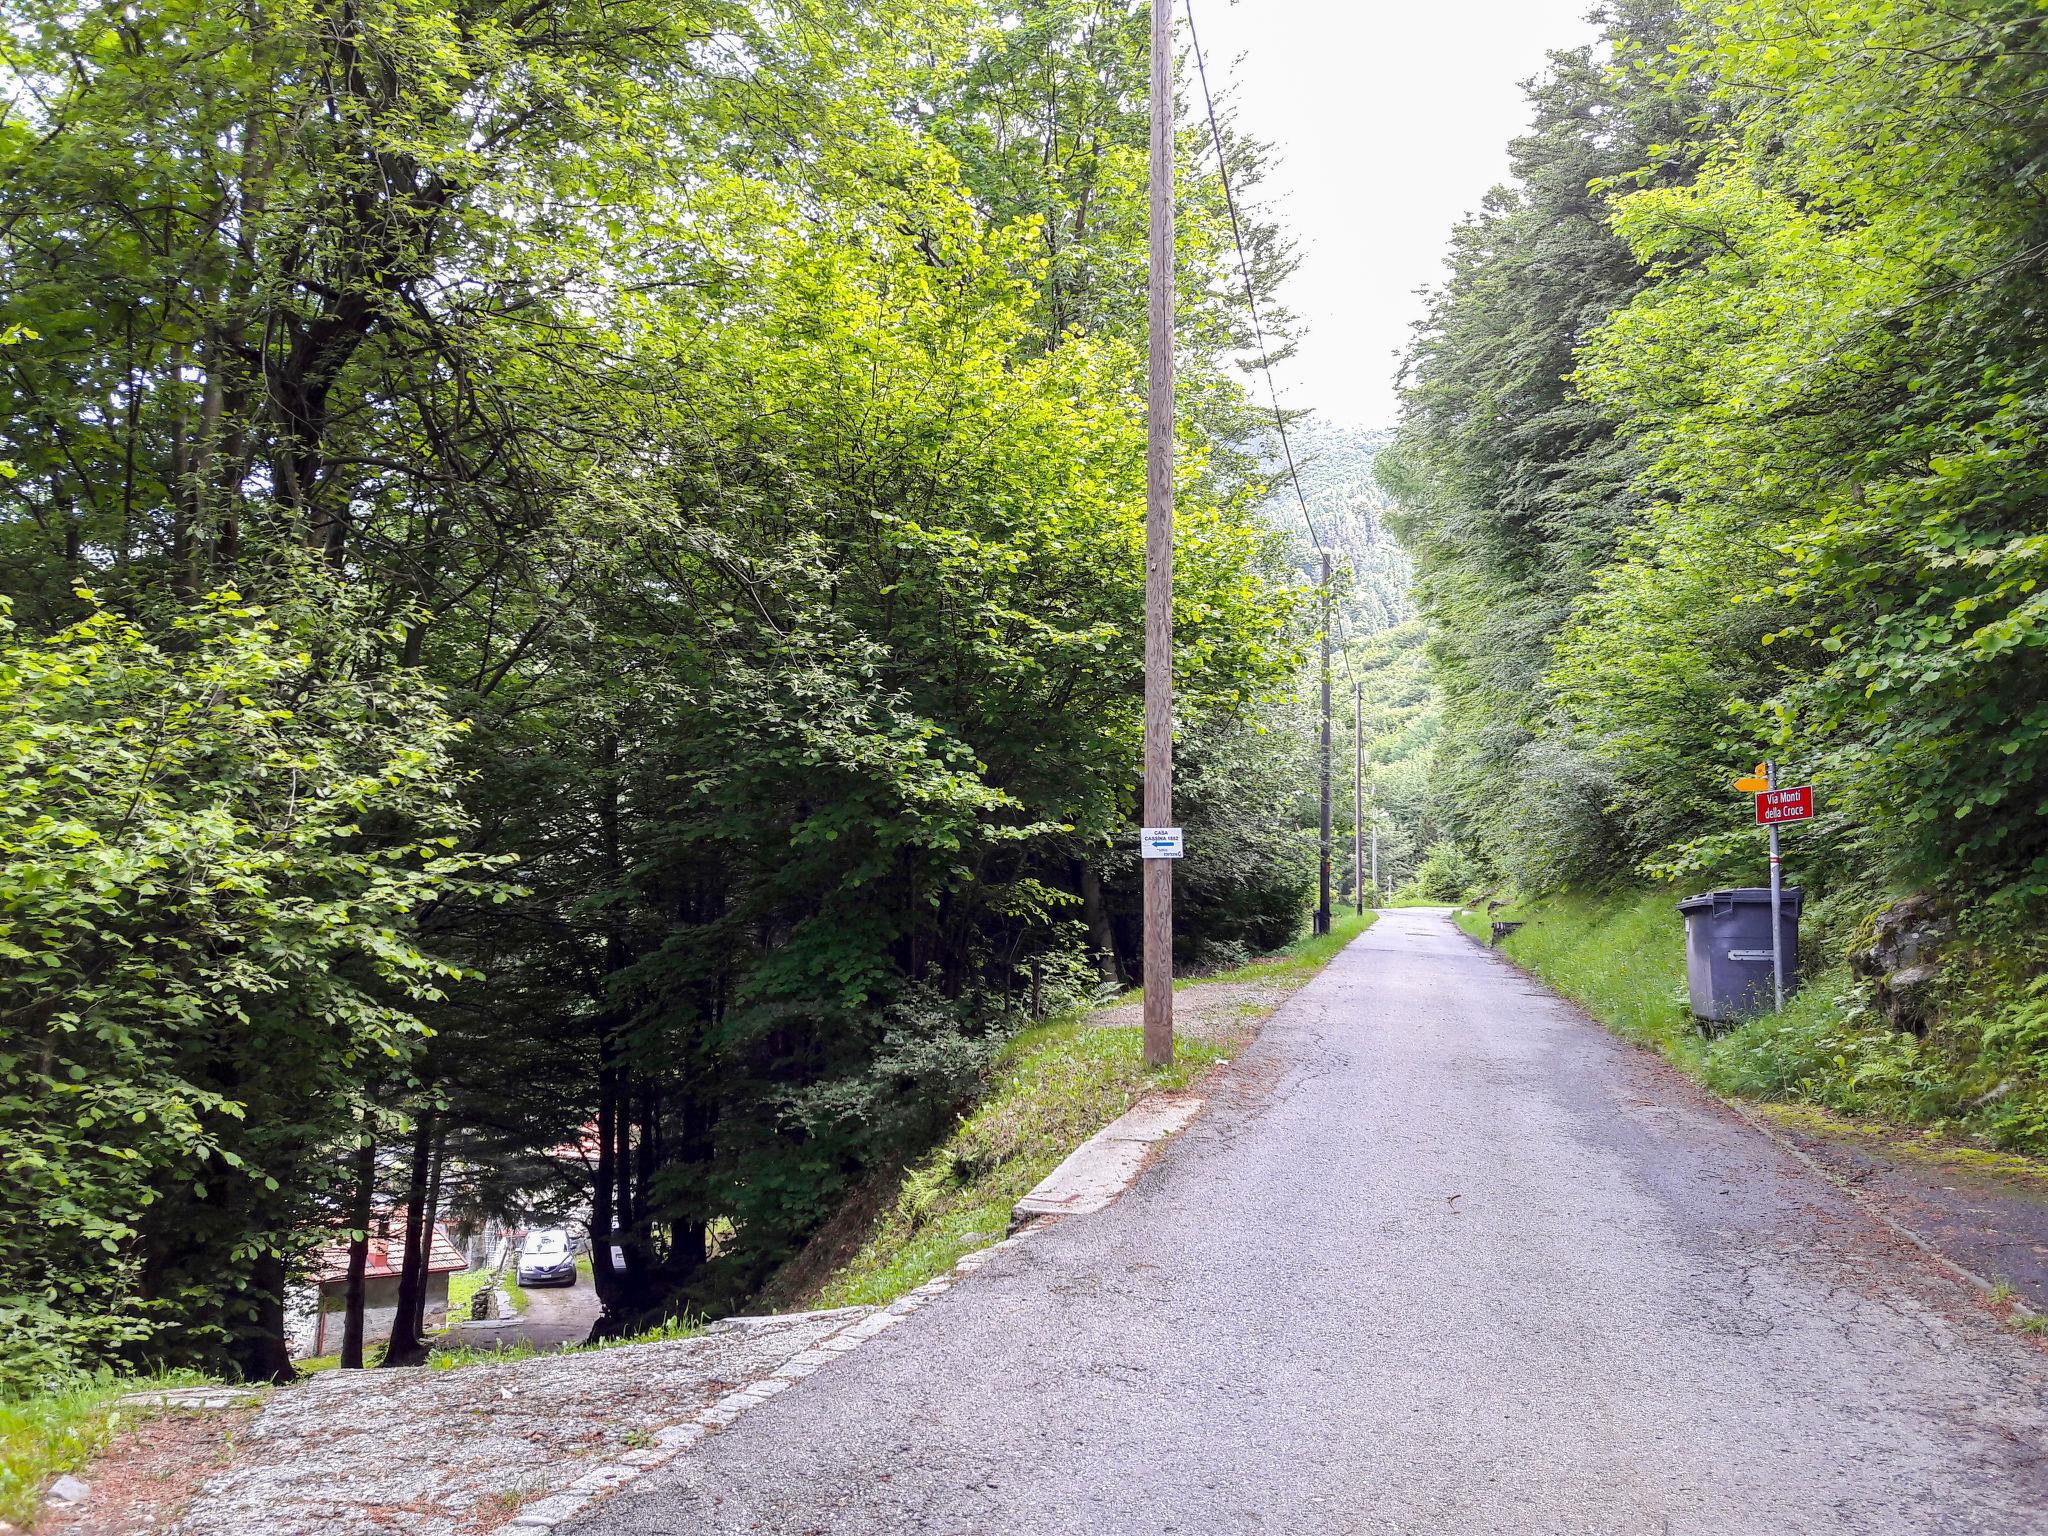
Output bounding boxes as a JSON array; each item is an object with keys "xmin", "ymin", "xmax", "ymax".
[{"xmin": 1181, "ymin": 0, "xmax": 1360, "ymax": 690}]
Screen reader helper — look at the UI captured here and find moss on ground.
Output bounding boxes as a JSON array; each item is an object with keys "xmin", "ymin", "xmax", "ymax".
[{"xmin": 1757, "ymin": 1103, "xmax": 2048, "ymax": 1188}]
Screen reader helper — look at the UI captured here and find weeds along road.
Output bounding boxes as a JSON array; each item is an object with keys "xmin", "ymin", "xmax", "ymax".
[{"xmin": 571, "ymin": 909, "xmax": 2048, "ymax": 1535}]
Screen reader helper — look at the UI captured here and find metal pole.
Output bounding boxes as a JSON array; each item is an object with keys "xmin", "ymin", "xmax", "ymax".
[
  {"xmin": 1767, "ymin": 760, "xmax": 1784, "ymax": 1012},
  {"xmin": 1141, "ymin": 0, "xmax": 1176, "ymax": 1068},
  {"xmin": 1316, "ymin": 550, "xmax": 1332, "ymax": 937},
  {"xmin": 1353, "ymin": 680, "xmax": 1363, "ymax": 917},
  {"xmin": 1370, "ymin": 817, "xmax": 1379, "ymax": 905}
]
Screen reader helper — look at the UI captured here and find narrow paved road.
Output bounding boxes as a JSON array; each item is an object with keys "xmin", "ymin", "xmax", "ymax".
[{"xmin": 576, "ymin": 910, "xmax": 2048, "ymax": 1535}]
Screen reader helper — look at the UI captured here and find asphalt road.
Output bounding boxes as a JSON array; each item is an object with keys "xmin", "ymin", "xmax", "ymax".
[{"xmin": 573, "ymin": 909, "xmax": 2048, "ymax": 1535}]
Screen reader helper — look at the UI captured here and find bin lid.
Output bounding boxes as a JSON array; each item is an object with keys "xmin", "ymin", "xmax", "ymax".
[{"xmin": 1676, "ymin": 886, "xmax": 1804, "ymax": 916}]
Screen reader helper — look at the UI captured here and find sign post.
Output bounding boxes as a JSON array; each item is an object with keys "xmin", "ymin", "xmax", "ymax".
[
  {"xmin": 1765, "ymin": 762, "xmax": 1784, "ymax": 1013},
  {"xmin": 1737, "ymin": 764, "xmax": 1816, "ymax": 1012},
  {"xmin": 1140, "ymin": 827, "xmax": 1185, "ymax": 861}
]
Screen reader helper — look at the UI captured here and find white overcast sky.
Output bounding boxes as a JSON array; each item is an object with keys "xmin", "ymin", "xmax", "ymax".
[{"xmin": 1192, "ymin": 0, "xmax": 1603, "ymax": 429}]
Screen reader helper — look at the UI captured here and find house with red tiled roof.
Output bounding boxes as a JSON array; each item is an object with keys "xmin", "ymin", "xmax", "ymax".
[{"xmin": 307, "ymin": 1216, "xmax": 469, "ymax": 1357}]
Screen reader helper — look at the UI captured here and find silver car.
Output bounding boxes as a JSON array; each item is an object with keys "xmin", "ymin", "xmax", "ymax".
[{"xmin": 515, "ymin": 1226, "xmax": 577, "ymax": 1287}]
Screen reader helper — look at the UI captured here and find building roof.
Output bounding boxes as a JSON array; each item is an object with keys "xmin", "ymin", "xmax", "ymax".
[{"xmin": 313, "ymin": 1216, "xmax": 468, "ymax": 1285}]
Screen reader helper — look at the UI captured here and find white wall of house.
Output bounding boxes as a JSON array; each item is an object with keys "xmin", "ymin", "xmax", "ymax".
[{"xmin": 305, "ymin": 1272, "xmax": 453, "ymax": 1357}]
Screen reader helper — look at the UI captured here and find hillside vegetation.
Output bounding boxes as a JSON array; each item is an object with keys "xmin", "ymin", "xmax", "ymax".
[
  {"xmin": 1384, "ymin": 0, "xmax": 2048, "ymax": 1153},
  {"xmin": 0, "ymin": 0, "xmax": 1329, "ymax": 1391}
]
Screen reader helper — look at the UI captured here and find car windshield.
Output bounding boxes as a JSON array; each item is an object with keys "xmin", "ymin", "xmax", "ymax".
[{"xmin": 523, "ymin": 1231, "xmax": 567, "ymax": 1258}]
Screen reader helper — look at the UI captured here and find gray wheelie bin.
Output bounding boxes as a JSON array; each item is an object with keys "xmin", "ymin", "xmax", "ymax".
[{"xmin": 1676, "ymin": 887, "xmax": 1802, "ymax": 1023}]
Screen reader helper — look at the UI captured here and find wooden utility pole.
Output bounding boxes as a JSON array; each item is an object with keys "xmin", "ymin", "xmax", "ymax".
[
  {"xmin": 1142, "ymin": 0, "xmax": 1176, "ymax": 1067},
  {"xmin": 1353, "ymin": 680, "xmax": 1364, "ymax": 917},
  {"xmin": 1316, "ymin": 550, "xmax": 1332, "ymax": 937}
]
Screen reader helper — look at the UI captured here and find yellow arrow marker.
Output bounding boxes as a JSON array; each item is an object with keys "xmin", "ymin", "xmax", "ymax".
[{"xmin": 1734, "ymin": 763, "xmax": 1770, "ymax": 793}]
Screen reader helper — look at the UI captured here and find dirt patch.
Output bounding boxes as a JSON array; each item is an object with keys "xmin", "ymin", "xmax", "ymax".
[
  {"xmin": 1757, "ymin": 1104, "xmax": 2048, "ymax": 1315},
  {"xmin": 1086, "ymin": 981, "xmax": 1286, "ymax": 1047},
  {"xmin": 34, "ymin": 1403, "xmax": 256, "ymax": 1536}
]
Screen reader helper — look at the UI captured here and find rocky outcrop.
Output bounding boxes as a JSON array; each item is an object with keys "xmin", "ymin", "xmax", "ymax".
[{"xmin": 1851, "ymin": 895, "xmax": 1954, "ymax": 1034}]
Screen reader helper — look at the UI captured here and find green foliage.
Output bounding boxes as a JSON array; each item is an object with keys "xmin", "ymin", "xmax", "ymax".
[
  {"xmin": 1345, "ymin": 621, "xmax": 1441, "ymax": 896},
  {"xmin": 0, "ymin": 581, "xmax": 490, "ymax": 1382},
  {"xmin": 0, "ymin": 0, "xmax": 1321, "ymax": 1360},
  {"xmin": 1561, "ymin": 0, "xmax": 2048, "ymax": 905},
  {"xmin": 1393, "ymin": 0, "xmax": 2048, "ymax": 911},
  {"xmin": 1404, "ymin": 842, "xmax": 1485, "ymax": 904},
  {"xmin": 1380, "ymin": 0, "xmax": 1702, "ymax": 890},
  {"xmin": 1274, "ymin": 425, "xmax": 1413, "ymax": 633}
]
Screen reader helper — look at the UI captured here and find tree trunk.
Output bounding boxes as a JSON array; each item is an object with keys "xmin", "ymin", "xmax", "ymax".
[
  {"xmin": 339, "ymin": 1136, "xmax": 376, "ymax": 1368},
  {"xmin": 1077, "ymin": 860, "xmax": 1121, "ymax": 985},
  {"xmin": 587, "ymin": 735, "xmax": 647, "ymax": 1337},
  {"xmin": 625, "ymin": 1078, "xmax": 658, "ymax": 1291},
  {"xmin": 587, "ymin": 1062, "xmax": 621, "ymax": 1334},
  {"xmin": 668, "ymin": 1079, "xmax": 714, "ymax": 1286},
  {"xmin": 613, "ymin": 1083, "xmax": 635, "ymax": 1244},
  {"xmin": 406, "ymin": 1126, "xmax": 447, "ymax": 1346},
  {"xmin": 380, "ymin": 1112, "xmax": 434, "ymax": 1368},
  {"xmin": 233, "ymin": 1248, "xmax": 295, "ymax": 1385}
]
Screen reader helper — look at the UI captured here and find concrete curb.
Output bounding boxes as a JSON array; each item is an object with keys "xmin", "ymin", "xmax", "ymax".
[
  {"xmin": 502, "ymin": 1232, "xmax": 1041, "ymax": 1533},
  {"xmin": 506, "ymin": 1059, "xmax": 1228, "ymax": 1529},
  {"xmin": 1010, "ymin": 1091, "xmax": 1205, "ymax": 1226}
]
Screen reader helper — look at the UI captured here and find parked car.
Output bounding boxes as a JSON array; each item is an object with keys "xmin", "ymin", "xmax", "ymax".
[{"xmin": 515, "ymin": 1227, "xmax": 578, "ymax": 1287}]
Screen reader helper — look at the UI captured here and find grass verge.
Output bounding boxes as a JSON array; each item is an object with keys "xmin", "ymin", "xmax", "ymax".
[
  {"xmin": 1464, "ymin": 887, "xmax": 2047, "ymax": 1156},
  {"xmin": 1, "ymin": 1371, "xmax": 217, "ymax": 1526},
  {"xmin": 811, "ymin": 913, "xmax": 1375, "ymax": 1310},
  {"xmin": 1187, "ymin": 910, "xmax": 1377, "ymax": 988},
  {"xmin": 446, "ymin": 1265, "xmax": 495, "ymax": 1320}
]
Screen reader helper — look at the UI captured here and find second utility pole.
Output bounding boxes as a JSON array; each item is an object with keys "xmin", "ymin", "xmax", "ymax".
[
  {"xmin": 1353, "ymin": 679, "xmax": 1363, "ymax": 916},
  {"xmin": 1316, "ymin": 550, "xmax": 1332, "ymax": 936},
  {"xmin": 1142, "ymin": 0, "xmax": 1176, "ymax": 1067}
]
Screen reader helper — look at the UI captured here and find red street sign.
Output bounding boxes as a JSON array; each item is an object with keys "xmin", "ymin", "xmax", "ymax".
[{"xmin": 1756, "ymin": 786, "xmax": 1815, "ymax": 825}]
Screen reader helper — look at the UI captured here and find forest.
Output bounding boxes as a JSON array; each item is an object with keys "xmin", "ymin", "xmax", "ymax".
[
  {"xmin": 0, "ymin": 0, "xmax": 1354, "ymax": 1389},
  {"xmin": 1385, "ymin": 0, "xmax": 2048, "ymax": 1147}
]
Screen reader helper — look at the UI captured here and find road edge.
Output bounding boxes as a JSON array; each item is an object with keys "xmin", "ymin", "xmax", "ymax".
[
  {"xmin": 521, "ymin": 917, "xmax": 1383, "ymax": 1533},
  {"xmin": 1447, "ymin": 912, "xmax": 2047, "ymax": 1333}
]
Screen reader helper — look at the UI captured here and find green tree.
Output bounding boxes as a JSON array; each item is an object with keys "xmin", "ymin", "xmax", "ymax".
[
  {"xmin": 1563, "ymin": 0, "xmax": 2048, "ymax": 902},
  {"xmin": 1379, "ymin": 1, "xmax": 1702, "ymax": 889},
  {"xmin": 1, "ymin": 0, "xmax": 1322, "ymax": 1360},
  {"xmin": 0, "ymin": 579, "xmax": 489, "ymax": 1384}
]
